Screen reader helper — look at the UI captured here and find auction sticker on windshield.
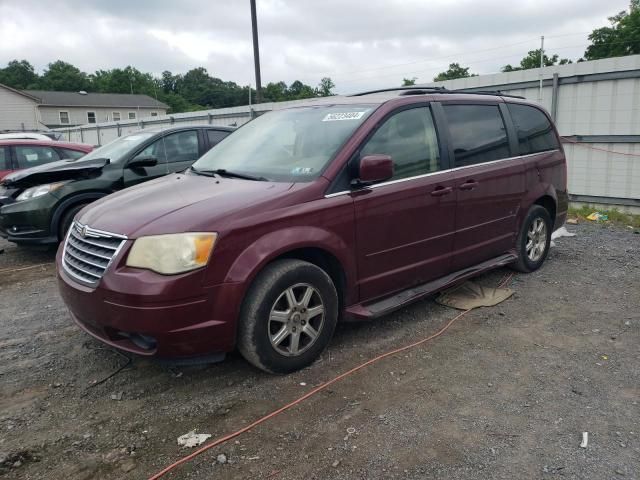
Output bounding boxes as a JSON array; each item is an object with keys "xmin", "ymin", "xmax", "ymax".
[{"xmin": 322, "ymin": 111, "xmax": 367, "ymax": 121}]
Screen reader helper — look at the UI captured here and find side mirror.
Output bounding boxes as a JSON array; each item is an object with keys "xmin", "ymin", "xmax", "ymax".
[
  {"xmin": 356, "ymin": 154, "xmax": 394, "ymax": 185},
  {"xmin": 128, "ymin": 155, "xmax": 158, "ymax": 168}
]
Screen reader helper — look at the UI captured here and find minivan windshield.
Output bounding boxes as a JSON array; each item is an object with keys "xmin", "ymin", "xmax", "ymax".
[
  {"xmin": 79, "ymin": 132, "xmax": 155, "ymax": 163},
  {"xmin": 191, "ymin": 105, "xmax": 375, "ymax": 182}
]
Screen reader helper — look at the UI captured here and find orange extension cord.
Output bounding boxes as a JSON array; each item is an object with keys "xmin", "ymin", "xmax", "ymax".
[
  {"xmin": 148, "ymin": 273, "xmax": 514, "ymax": 479},
  {"xmin": 561, "ymin": 137, "xmax": 640, "ymax": 157}
]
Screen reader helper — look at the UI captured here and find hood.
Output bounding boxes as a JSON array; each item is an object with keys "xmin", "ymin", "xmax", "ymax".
[
  {"xmin": 1, "ymin": 157, "xmax": 109, "ymax": 188},
  {"xmin": 79, "ymin": 173, "xmax": 295, "ymax": 237}
]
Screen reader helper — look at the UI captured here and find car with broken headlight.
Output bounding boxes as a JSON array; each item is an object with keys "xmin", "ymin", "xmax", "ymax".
[
  {"xmin": 56, "ymin": 88, "xmax": 568, "ymax": 374},
  {"xmin": 0, "ymin": 125, "xmax": 233, "ymax": 245}
]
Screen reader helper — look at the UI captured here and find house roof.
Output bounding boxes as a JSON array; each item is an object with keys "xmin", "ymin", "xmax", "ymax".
[
  {"xmin": 22, "ymin": 90, "xmax": 169, "ymax": 109},
  {"xmin": 0, "ymin": 83, "xmax": 40, "ymax": 101}
]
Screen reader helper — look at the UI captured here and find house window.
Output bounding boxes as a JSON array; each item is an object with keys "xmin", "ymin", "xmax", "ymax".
[
  {"xmin": 150, "ymin": 112, "xmax": 158, "ymax": 117},
  {"xmin": 112, "ymin": 112, "xmax": 121, "ymax": 121},
  {"xmin": 128, "ymin": 112, "xmax": 137, "ymax": 120},
  {"xmin": 87, "ymin": 111, "xmax": 96, "ymax": 124},
  {"xmin": 59, "ymin": 111, "xmax": 70, "ymax": 124}
]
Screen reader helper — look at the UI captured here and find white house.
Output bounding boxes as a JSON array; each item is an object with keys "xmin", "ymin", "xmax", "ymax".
[{"xmin": 0, "ymin": 83, "xmax": 169, "ymax": 131}]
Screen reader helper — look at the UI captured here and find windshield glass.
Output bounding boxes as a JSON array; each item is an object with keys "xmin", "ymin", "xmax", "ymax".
[
  {"xmin": 192, "ymin": 105, "xmax": 375, "ymax": 182},
  {"xmin": 79, "ymin": 132, "xmax": 155, "ymax": 163}
]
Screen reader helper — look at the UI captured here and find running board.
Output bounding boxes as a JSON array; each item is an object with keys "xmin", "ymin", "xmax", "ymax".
[{"xmin": 345, "ymin": 253, "xmax": 517, "ymax": 320}]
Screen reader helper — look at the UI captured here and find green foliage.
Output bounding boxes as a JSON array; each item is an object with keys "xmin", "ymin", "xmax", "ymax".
[
  {"xmin": 39, "ymin": 60, "xmax": 90, "ymax": 91},
  {"xmin": 0, "ymin": 59, "xmax": 332, "ymax": 114},
  {"xmin": 317, "ymin": 77, "xmax": 335, "ymax": 96},
  {"xmin": 0, "ymin": 60, "xmax": 39, "ymax": 89},
  {"xmin": 402, "ymin": 77, "xmax": 417, "ymax": 86},
  {"xmin": 501, "ymin": 49, "xmax": 572, "ymax": 72},
  {"xmin": 499, "ymin": 1, "xmax": 639, "ymax": 72},
  {"xmin": 584, "ymin": 0, "xmax": 640, "ymax": 60},
  {"xmin": 568, "ymin": 205, "xmax": 640, "ymax": 228},
  {"xmin": 433, "ymin": 63, "xmax": 477, "ymax": 82}
]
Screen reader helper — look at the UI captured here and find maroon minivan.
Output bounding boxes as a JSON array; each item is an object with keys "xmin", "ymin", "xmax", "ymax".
[{"xmin": 56, "ymin": 88, "xmax": 567, "ymax": 373}]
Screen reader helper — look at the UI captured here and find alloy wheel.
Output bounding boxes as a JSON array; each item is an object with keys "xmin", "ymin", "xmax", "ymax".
[
  {"xmin": 526, "ymin": 218, "xmax": 547, "ymax": 262},
  {"xmin": 268, "ymin": 283, "xmax": 325, "ymax": 356}
]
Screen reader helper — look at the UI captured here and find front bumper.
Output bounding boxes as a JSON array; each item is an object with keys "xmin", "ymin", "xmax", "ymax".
[
  {"xmin": 56, "ymin": 247, "xmax": 243, "ymax": 358},
  {"xmin": 0, "ymin": 195, "xmax": 56, "ymax": 244}
]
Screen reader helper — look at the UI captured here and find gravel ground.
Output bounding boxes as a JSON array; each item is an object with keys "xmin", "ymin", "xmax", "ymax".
[{"xmin": 0, "ymin": 223, "xmax": 638, "ymax": 480}]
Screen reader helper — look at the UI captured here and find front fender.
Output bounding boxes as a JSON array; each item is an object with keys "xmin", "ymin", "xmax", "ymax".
[
  {"xmin": 50, "ymin": 192, "xmax": 109, "ymax": 234},
  {"xmin": 223, "ymin": 225, "xmax": 356, "ymax": 298}
]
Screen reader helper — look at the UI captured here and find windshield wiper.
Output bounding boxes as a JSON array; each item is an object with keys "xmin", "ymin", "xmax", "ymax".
[
  {"xmin": 210, "ymin": 168, "xmax": 268, "ymax": 181},
  {"xmin": 189, "ymin": 166, "xmax": 217, "ymax": 177},
  {"xmin": 189, "ymin": 166, "xmax": 269, "ymax": 181}
]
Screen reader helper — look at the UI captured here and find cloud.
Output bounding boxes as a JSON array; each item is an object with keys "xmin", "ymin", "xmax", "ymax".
[{"xmin": 0, "ymin": 0, "xmax": 630, "ymax": 94}]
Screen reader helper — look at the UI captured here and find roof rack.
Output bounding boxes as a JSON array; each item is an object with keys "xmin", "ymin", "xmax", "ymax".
[
  {"xmin": 349, "ymin": 86, "xmax": 524, "ymax": 100},
  {"xmin": 349, "ymin": 86, "xmax": 447, "ymax": 96}
]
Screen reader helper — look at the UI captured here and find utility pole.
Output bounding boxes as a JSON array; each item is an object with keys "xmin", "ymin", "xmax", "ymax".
[
  {"xmin": 539, "ymin": 35, "xmax": 545, "ymax": 103},
  {"xmin": 250, "ymin": 0, "xmax": 263, "ymax": 103}
]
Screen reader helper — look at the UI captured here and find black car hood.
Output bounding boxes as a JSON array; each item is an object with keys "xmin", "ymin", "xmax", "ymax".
[{"xmin": 1, "ymin": 158, "xmax": 109, "ymax": 188}]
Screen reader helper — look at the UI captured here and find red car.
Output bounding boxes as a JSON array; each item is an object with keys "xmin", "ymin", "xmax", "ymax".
[
  {"xmin": 0, "ymin": 139, "xmax": 93, "ymax": 180},
  {"xmin": 57, "ymin": 88, "xmax": 567, "ymax": 373}
]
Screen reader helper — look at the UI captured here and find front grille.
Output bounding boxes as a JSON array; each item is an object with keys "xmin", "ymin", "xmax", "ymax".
[{"xmin": 62, "ymin": 222, "xmax": 127, "ymax": 285}]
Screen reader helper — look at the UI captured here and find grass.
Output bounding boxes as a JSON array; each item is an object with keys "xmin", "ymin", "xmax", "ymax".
[{"xmin": 568, "ymin": 205, "xmax": 640, "ymax": 229}]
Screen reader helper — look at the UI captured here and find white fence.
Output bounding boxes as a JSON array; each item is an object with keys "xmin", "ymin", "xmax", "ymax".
[{"xmin": 56, "ymin": 55, "xmax": 640, "ymax": 209}]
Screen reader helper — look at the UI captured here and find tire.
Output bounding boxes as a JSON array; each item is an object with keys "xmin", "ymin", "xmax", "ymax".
[
  {"xmin": 237, "ymin": 259, "xmax": 339, "ymax": 374},
  {"xmin": 58, "ymin": 204, "xmax": 88, "ymax": 241},
  {"xmin": 512, "ymin": 204, "xmax": 552, "ymax": 273}
]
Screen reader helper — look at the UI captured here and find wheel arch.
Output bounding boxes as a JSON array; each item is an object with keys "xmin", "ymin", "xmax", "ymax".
[
  {"xmin": 518, "ymin": 184, "xmax": 559, "ymax": 233},
  {"xmin": 50, "ymin": 192, "xmax": 108, "ymax": 239},
  {"xmin": 222, "ymin": 226, "xmax": 356, "ymax": 315},
  {"xmin": 534, "ymin": 194, "xmax": 557, "ymax": 226}
]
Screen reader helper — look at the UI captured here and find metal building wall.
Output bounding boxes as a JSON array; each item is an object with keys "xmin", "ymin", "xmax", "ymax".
[
  {"xmin": 419, "ymin": 55, "xmax": 640, "ymax": 208},
  {"xmin": 55, "ymin": 55, "xmax": 640, "ymax": 208}
]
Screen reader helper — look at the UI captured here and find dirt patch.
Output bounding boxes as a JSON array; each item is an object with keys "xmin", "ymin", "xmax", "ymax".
[{"xmin": 0, "ymin": 223, "xmax": 638, "ymax": 479}]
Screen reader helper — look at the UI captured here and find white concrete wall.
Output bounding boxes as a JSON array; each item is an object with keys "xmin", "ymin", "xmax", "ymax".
[{"xmin": 0, "ymin": 86, "xmax": 40, "ymax": 130}]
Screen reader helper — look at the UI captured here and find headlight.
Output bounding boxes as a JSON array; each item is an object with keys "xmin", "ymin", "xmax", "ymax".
[
  {"xmin": 126, "ymin": 232, "xmax": 217, "ymax": 275},
  {"xmin": 16, "ymin": 182, "xmax": 66, "ymax": 201}
]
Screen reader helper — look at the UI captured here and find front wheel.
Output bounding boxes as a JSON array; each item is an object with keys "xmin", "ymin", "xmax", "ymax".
[
  {"xmin": 58, "ymin": 203, "xmax": 90, "ymax": 242},
  {"xmin": 512, "ymin": 205, "xmax": 552, "ymax": 273},
  {"xmin": 237, "ymin": 259, "xmax": 338, "ymax": 374}
]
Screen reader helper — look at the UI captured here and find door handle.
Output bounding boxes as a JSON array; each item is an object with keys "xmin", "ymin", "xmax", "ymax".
[
  {"xmin": 430, "ymin": 186, "xmax": 453, "ymax": 197},
  {"xmin": 459, "ymin": 180, "xmax": 479, "ymax": 190}
]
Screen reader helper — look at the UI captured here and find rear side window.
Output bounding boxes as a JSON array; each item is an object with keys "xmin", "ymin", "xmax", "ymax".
[
  {"xmin": 57, "ymin": 148, "xmax": 86, "ymax": 160},
  {"xmin": 443, "ymin": 104, "xmax": 509, "ymax": 167},
  {"xmin": 360, "ymin": 106, "xmax": 440, "ymax": 180},
  {"xmin": 507, "ymin": 103, "xmax": 559, "ymax": 155},
  {"xmin": 0, "ymin": 147, "xmax": 8, "ymax": 170},
  {"xmin": 206, "ymin": 130, "xmax": 230, "ymax": 147},
  {"xmin": 15, "ymin": 146, "xmax": 61, "ymax": 169}
]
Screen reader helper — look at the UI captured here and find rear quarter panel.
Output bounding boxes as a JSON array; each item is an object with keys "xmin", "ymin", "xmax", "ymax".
[{"xmin": 519, "ymin": 149, "xmax": 568, "ymax": 230}]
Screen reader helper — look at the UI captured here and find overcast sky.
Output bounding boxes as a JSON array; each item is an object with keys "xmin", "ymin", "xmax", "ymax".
[{"xmin": 0, "ymin": 0, "xmax": 631, "ymax": 94}]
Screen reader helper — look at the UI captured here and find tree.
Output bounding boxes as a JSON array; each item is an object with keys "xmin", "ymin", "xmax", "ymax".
[
  {"xmin": 0, "ymin": 57, "xmax": 336, "ymax": 114},
  {"xmin": 263, "ymin": 81, "xmax": 289, "ymax": 102},
  {"xmin": 433, "ymin": 63, "xmax": 477, "ymax": 81},
  {"xmin": 316, "ymin": 77, "xmax": 335, "ymax": 96},
  {"xmin": 39, "ymin": 60, "xmax": 89, "ymax": 91},
  {"xmin": 584, "ymin": 0, "xmax": 640, "ymax": 60},
  {"xmin": 0, "ymin": 60, "xmax": 39, "ymax": 89},
  {"xmin": 402, "ymin": 77, "xmax": 417, "ymax": 86},
  {"xmin": 501, "ymin": 49, "xmax": 572, "ymax": 72},
  {"xmin": 287, "ymin": 80, "xmax": 316, "ymax": 99}
]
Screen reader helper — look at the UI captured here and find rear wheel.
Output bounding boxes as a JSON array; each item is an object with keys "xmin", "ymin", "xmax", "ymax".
[
  {"xmin": 237, "ymin": 259, "xmax": 338, "ymax": 374},
  {"xmin": 512, "ymin": 205, "xmax": 552, "ymax": 273},
  {"xmin": 58, "ymin": 204, "xmax": 88, "ymax": 241}
]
